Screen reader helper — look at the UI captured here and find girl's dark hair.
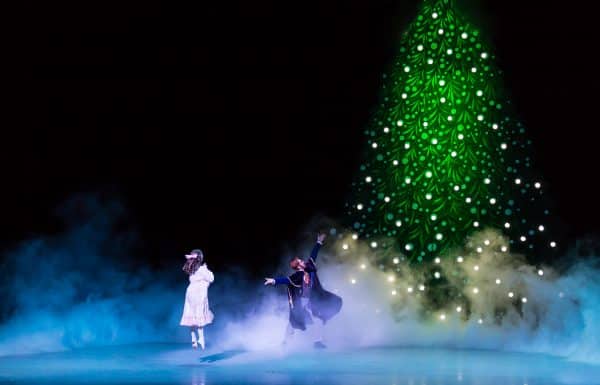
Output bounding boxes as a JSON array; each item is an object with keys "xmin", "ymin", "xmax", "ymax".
[{"xmin": 182, "ymin": 250, "xmax": 205, "ymax": 275}]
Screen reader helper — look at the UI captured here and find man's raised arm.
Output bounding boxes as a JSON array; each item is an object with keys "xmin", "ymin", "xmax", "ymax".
[{"xmin": 309, "ymin": 233, "xmax": 327, "ymax": 262}]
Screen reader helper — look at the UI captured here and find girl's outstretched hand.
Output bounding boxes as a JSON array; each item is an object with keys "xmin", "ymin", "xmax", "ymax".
[{"xmin": 264, "ymin": 278, "xmax": 275, "ymax": 285}]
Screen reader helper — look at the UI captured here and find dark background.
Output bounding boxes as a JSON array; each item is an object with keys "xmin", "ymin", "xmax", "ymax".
[{"xmin": 3, "ymin": 0, "xmax": 599, "ymax": 272}]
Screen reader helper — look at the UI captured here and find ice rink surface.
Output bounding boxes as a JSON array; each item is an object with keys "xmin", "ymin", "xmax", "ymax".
[{"xmin": 1, "ymin": 344, "xmax": 599, "ymax": 385}]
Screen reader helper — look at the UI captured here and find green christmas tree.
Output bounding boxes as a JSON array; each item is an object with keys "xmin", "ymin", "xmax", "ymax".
[{"xmin": 347, "ymin": 0, "xmax": 558, "ymax": 263}]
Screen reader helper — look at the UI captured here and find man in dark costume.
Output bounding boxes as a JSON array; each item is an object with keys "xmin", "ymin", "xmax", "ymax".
[{"xmin": 264, "ymin": 233, "xmax": 342, "ymax": 348}]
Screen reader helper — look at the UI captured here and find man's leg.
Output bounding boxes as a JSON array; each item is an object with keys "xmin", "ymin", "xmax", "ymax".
[
  {"xmin": 313, "ymin": 319, "xmax": 327, "ymax": 349},
  {"xmin": 282, "ymin": 322, "xmax": 294, "ymax": 345}
]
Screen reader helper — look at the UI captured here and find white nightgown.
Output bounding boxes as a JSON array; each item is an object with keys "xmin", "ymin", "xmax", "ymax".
[{"xmin": 180, "ymin": 264, "xmax": 214, "ymax": 327}]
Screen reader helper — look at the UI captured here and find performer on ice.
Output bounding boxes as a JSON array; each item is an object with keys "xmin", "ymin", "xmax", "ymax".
[
  {"xmin": 264, "ymin": 233, "xmax": 342, "ymax": 348},
  {"xmin": 180, "ymin": 249, "xmax": 214, "ymax": 350}
]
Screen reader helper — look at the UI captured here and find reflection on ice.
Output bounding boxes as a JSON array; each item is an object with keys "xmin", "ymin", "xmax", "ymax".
[{"xmin": 1, "ymin": 344, "xmax": 599, "ymax": 385}]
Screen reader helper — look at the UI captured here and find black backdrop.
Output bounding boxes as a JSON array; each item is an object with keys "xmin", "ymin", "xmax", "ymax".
[{"xmin": 3, "ymin": 0, "xmax": 599, "ymax": 272}]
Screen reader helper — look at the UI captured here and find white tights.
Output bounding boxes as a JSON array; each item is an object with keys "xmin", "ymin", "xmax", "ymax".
[{"xmin": 190, "ymin": 326, "xmax": 205, "ymax": 349}]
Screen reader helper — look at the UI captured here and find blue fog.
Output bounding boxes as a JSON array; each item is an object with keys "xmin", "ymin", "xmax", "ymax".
[{"xmin": 0, "ymin": 196, "xmax": 599, "ymax": 367}]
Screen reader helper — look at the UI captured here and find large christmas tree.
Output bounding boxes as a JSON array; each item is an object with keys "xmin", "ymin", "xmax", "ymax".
[{"xmin": 347, "ymin": 0, "xmax": 557, "ymax": 263}]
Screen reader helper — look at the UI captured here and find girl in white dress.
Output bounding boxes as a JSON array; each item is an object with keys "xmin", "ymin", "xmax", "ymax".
[{"xmin": 180, "ymin": 249, "xmax": 214, "ymax": 349}]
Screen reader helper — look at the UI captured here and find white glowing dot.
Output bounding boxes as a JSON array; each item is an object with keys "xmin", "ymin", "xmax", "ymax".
[
  {"xmin": 515, "ymin": 178, "xmax": 521, "ymax": 185},
  {"xmin": 538, "ymin": 269, "xmax": 544, "ymax": 276},
  {"xmin": 431, "ymin": 138, "xmax": 438, "ymax": 145},
  {"xmin": 504, "ymin": 222, "xmax": 510, "ymax": 228},
  {"xmin": 397, "ymin": 120, "xmax": 404, "ymax": 126},
  {"xmin": 457, "ymin": 256, "xmax": 464, "ymax": 263},
  {"xmin": 501, "ymin": 143, "xmax": 507, "ymax": 150},
  {"xmin": 484, "ymin": 178, "xmax": 491, "ymax": 184},
  {"xmin": 351, "ymin": 279, "xmax": 356, "ymax": 284},
  {"xmin": 473, "ymin": 221, "xmax": 480, "ymax": 227},
  {"xmin": 434, "ymin": 271, "xmax": 441, "ymax": 279},
  {"xmin": 473, "ymin": 287, "xmax": 479, "ymax": 294},
  {"xmin": 436, "ymin": 233, "xmax": 443, "ymax": 240},
  {"xmin": 393, "ymin": 160, "xmax": 399, "ymax": 166},
  {"xmin": 383, "ymin": 126, "xmax": 390, "ymax": 133},
  {"xmin": 447, "ymin": 49, "xmax": 453, "ymax": 55},
  {"xmin": 440, "ymin": 97, "xmax": 447, "ymax": 103},
  {"xmin": 476, "ymin": 90, "xmax": 483, "ymax": 97},
  {"xmin": 508, "ymin": 292, "xmax": 514, "ymax": 298},
  {"xmin": 417, "ymin": 44, "xmax": 424, "ymax": 51},
  {"xmin": 401, "ymin": 93, "xmax": 407, "ymax": 99},
  {"xmin": 484, "ymin": 239, "xmax": 490, "ymax": 245},
  {"xmin": 419, "ymin": 284, "xmax": 425, "ymax": 291},
  {"xmin": 520, "ymin": 236, "xmax": 526, "ymax": 242},
  {"xmin": 478, "ymin": 318, "xmax": 483, "ymax": 324},
  {"xmin": 538, "ymin": 225, "xmax": 545, "ymax": 232},
  {"xmin": 461, "ymin": 32, "xmax": 468, "ymax": 39},
  {"xmin": 432, "ymin": 12, "xmax": 438, "ymax": 19},
  {"xmin": 404, "ymin": 66, "xmax": 410, "ymax": 72},
  {"xmin": 404, "ymin": 142, "xmax": 410, "ymax": 149},
  {"xmin": 550, "ymin": 241, "xmax": 557, "ymax": 248},
  {"xmin": 477, "ymin": 114, "xmax": 484, "ymax": 121},
  {"xmin": 481, "ymin": 52, "xmax": 488, "ymax": 59},
  {"xmin": 501, "ymin": 246, "xmax": 508, "ymax": 252},
  {"xmin": 405, "ymin": 243, "xmax": 414, "ymax": 251},
  {"xmin": 474, "ymin": 265, "xmax": 480, "ymax": 271},
  {"xmin": 405, "ymin": 177, "xmax": 411, "ymax": 184},
  {"xmin": 458, "ymin": 134, "xmax": 464, "ymax": 140},
  {"xmin": 430, "ymin": 214, "xmax": 437, "ymax": 221},
  {"xmin": 427, "ymin": 58, "xmax": 434, "ymax": 65},
  {"xmin": 447, "ymin": 115, "xmax": 453, "ymax": 121},
  {"xmin": 407, "ymin": 287, "xmax": 414, "ymax": 293},
  {"xmin": 522, "ymin": 297, "xmax": 528, "ymax": 303},
  {"xmin": 360, "ymin": 263, "xmax": 366, "ymax": 269},
  {"xmin": 372, "ymin": 142, "xmax": 378, "ymax": 148},
  {"xmin": 495, "ymin": 278, "xmax": 501, "ymax": 284},
  {"xmin": 392, "ymin": 257, "xmax": 399, "ymax": 264},
  {"xmin": 426, "ymin": 193, "xmax": 433, "ymax": 200},
  {"xmin": 454, "ymin": 185, "xmax": 460, "ymax": 191},
  {"xmin": 490, "ymin": 198, "xmax": 496, "ymax": 204},
  {"xmin": 476, "ymin": 247, "xmax": 483, "ymax": 253},
  {"xmin": 391, "ymin": 290, "xmax": 397, "ymax": 295},
  {"xmin": 456, "ymin": 306, "xmax": 462, "ymax": 313},
  {"xmin": 440, "ymin": 313, "xmax": 446, "ymax": 320},
  {"xmin": 365, "ymin": 176, "xmax": 372, "ymax": 183},
  {"xmin": 384, "ymin": 196, "xmax": 390, "ymax": 202},
  {"xmin": 357, "ymin": 204, "xmax": 363, "ymax": 210},
  {"xmin": 423, "ymin": 121, "xmax": 429, "ymax": 127},
  {"xmin": 342, "ymin": 244, "xmax": 349, "ymax": 250},
  {"xmin": 534, "ymin": 182, "xmax": 541, "ymax": 189},
  {"xmin": 425, "ymin": 171, "xmax": 433, "ymax": 178},
  {"xmin": 492, "ymin": 123, "xmax": 498, "ymax": 130},
  {"xmin": 371, "ymin": 241, "xmax": 378, "ymax": 248},
  {"xmin": 352, "ymin": 234, "xmax": 358, "ymax": 240},
  {"xmin": 434, "ymin": 257, "xmax": 441, "ymax": 264},
  {"xmin": 451, "ymin": 151, "xmax": 457, "ymax": 157},
  {"xmin": 439, "ymin": 80, "xmax": 446, "ymax": 86},
  {"xmin": 438, "ymin": 28, "xmax": 444, "ymax": 35},
  {"xmin": 466, "ymin": 197, "xmax": 472, "ymax": 203},
  {"xmin": 471, "ymin": 67, "xmax": 477, "ymax": 73},
  {"xmin": 395, "ymin": 220, "xmax": 402, "ymax": 227},
  {"xmin": 388, "ymin": 275, "xmax": 396, "ymax": 282}
]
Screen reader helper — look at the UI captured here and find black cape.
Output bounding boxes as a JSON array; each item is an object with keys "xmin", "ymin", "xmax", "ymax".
[{"xmin": 279, "ymin": 243, "xmax": 343, "ymax": 330}]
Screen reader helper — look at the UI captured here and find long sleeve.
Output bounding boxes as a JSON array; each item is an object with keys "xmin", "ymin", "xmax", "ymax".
[
  {"xmin": 204, "ymin": 266, "xmax": 215, "ymax": 283},
  {"xmin": 275, "ymin": 272, "xmax": 303, "ymax": 286},
  {"xmin": 189, "ymin": 264, "xmax": 214, "ymax": 283},
  {"xmin": 309, "ymin": 242, "xmax": 322, "ymax": 262}
]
